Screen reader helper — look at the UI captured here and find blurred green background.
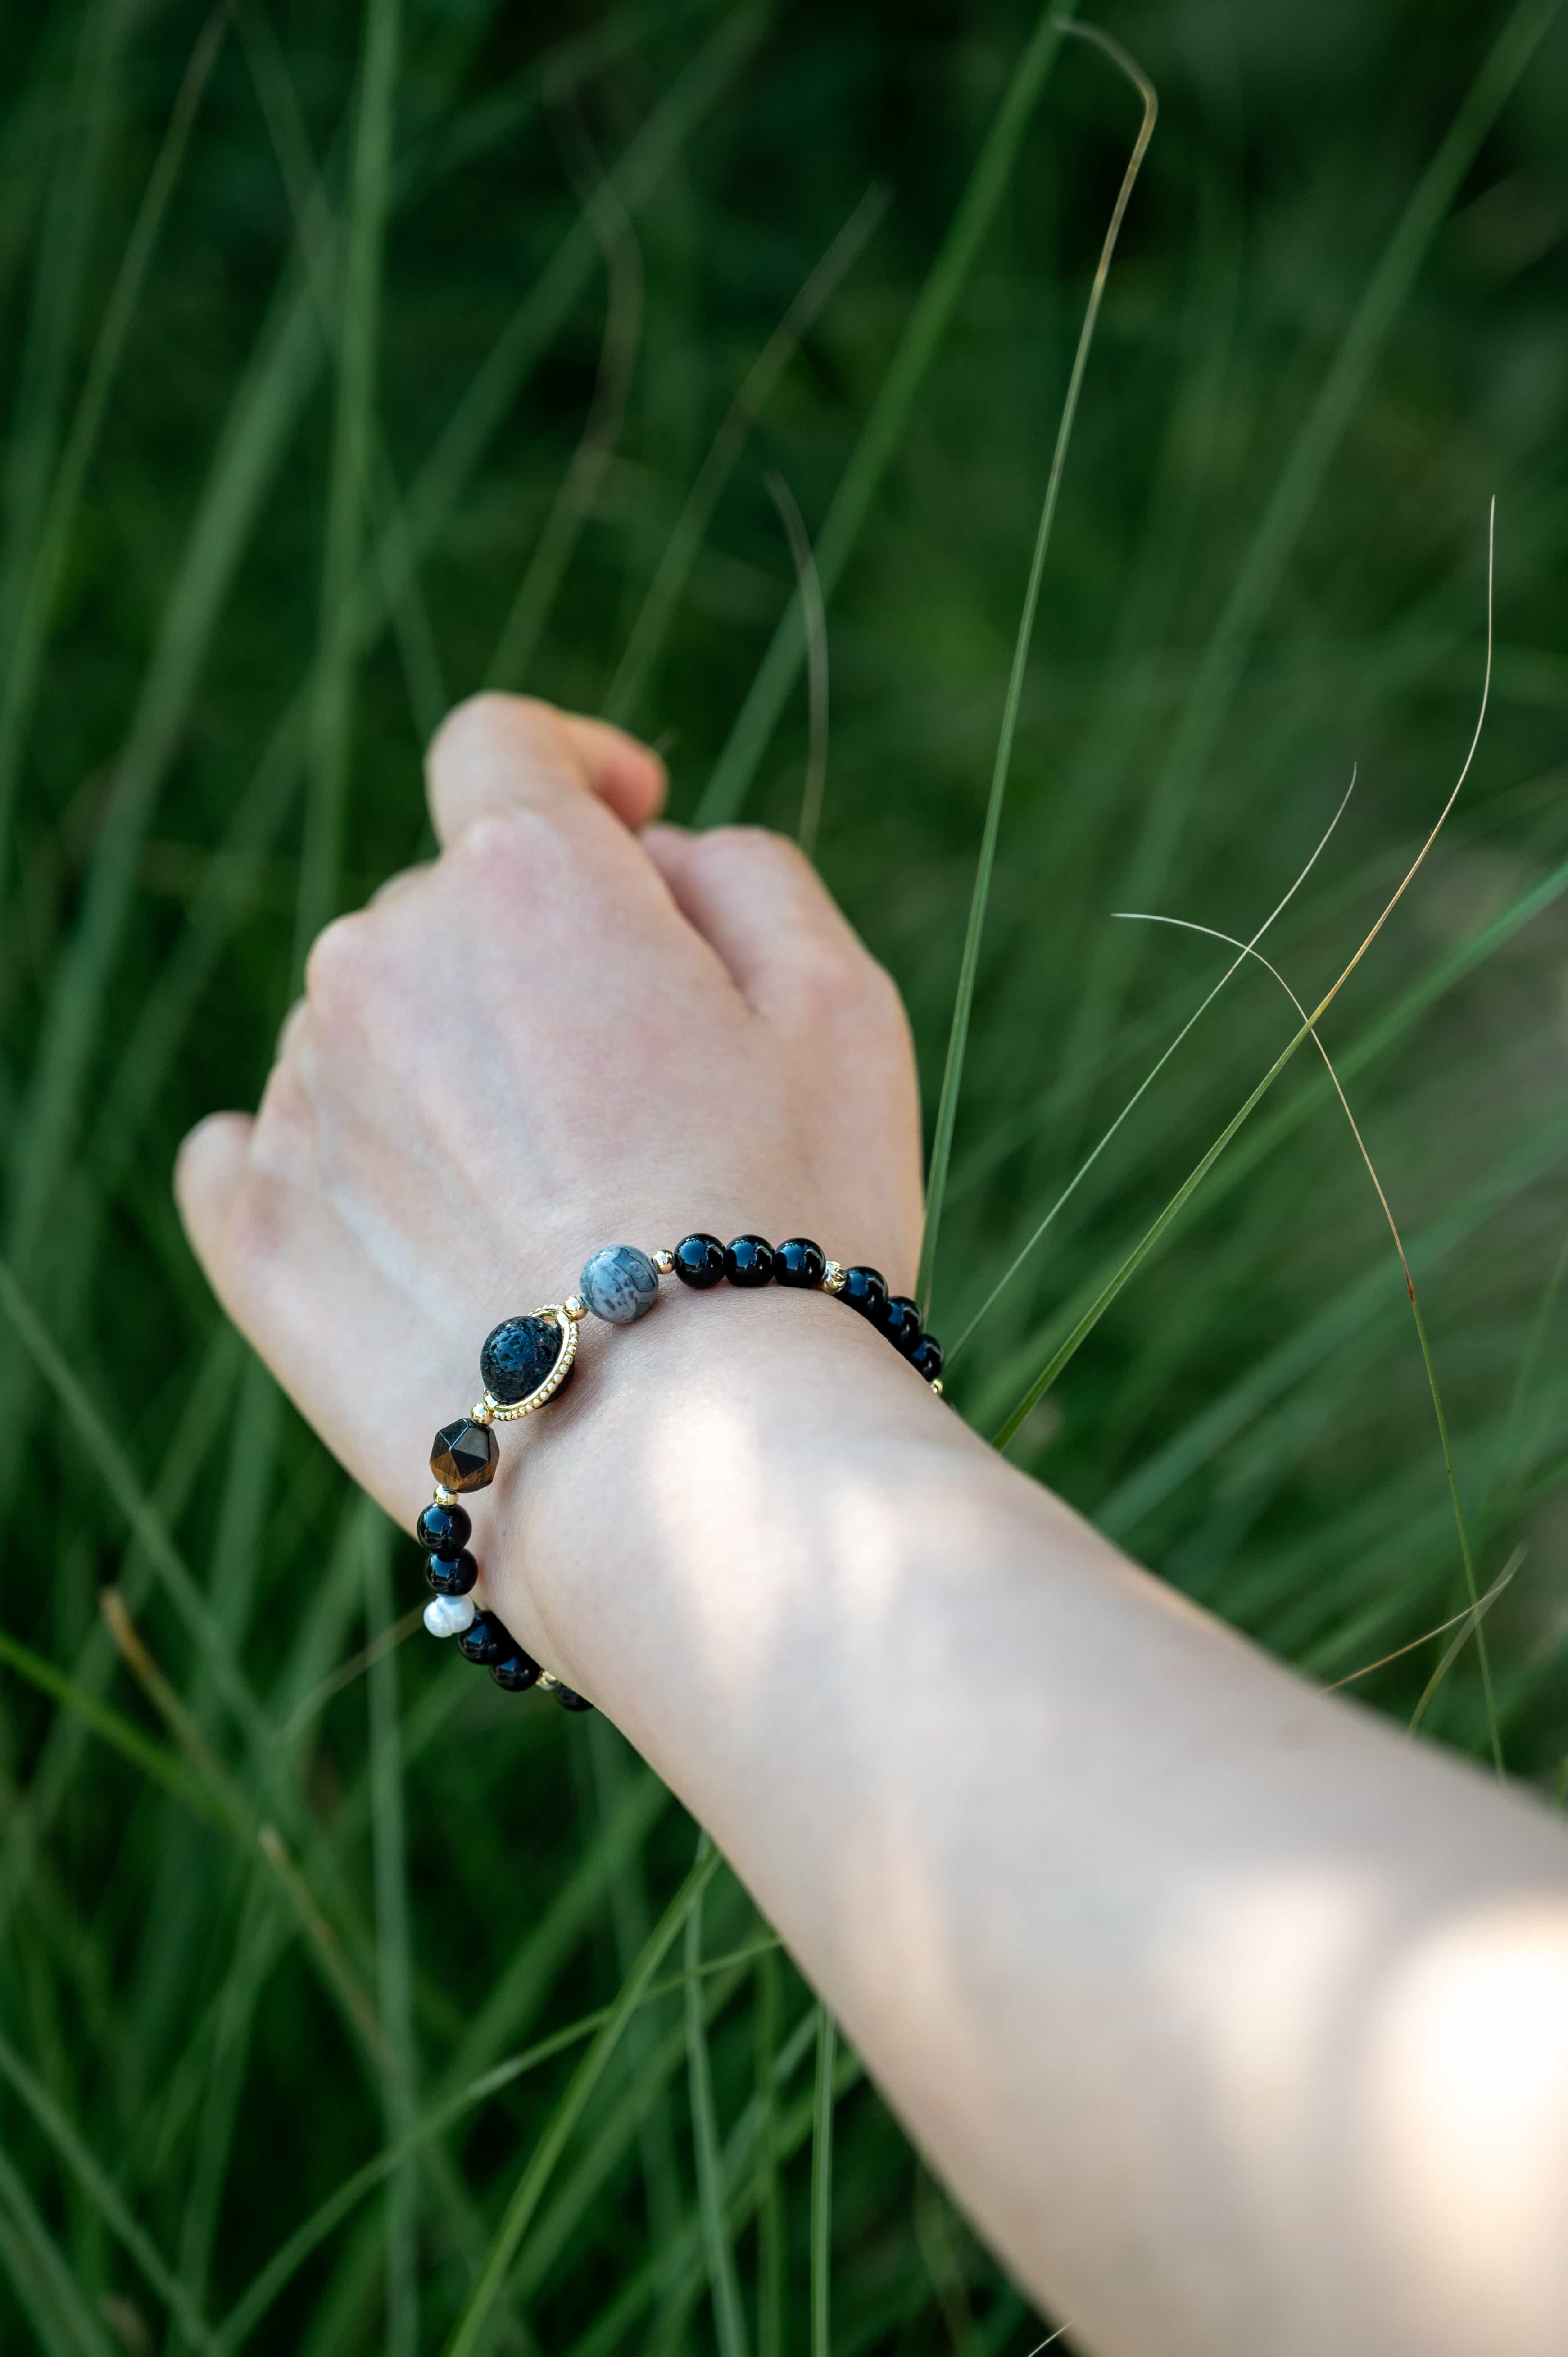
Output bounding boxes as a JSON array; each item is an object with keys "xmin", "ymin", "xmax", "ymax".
[{"xmin": 0, "ymin": 0, "xmax": 1565, "ymax": 2349}]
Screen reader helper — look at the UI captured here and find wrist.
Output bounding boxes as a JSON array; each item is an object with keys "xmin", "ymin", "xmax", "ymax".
[{"xmin": 479, "ymin": 1275, "xmax": 961, "ymax": 1727}]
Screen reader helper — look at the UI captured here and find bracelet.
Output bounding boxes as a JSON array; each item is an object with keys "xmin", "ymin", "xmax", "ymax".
[{"xmin": 414, "ymin": 1233, "xmax": 946, "ymax": 1713}]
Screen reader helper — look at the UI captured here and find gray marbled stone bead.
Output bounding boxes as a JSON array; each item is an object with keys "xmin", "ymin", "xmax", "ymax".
[{"xmin": 579, "ymin": 1244, "xmax": 660, "ymax": 1324}]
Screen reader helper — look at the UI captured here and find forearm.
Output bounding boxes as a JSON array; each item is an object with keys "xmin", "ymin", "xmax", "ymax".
[{"xmin": 498, "ymin": 1285, "xmax": 1568, "ymax": 2357}]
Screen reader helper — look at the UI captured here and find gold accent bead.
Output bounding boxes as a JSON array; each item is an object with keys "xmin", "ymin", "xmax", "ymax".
[
  {"xmin": 433, "ymin": 1484, "xmax": 457, "ymax": 1508},
  {"xmin": 653, "ymin": 1248, "xmax": 675, "ymax": 1276},
  {"xmin": 822, "ymin": 1260, "xmax": 846, "ymax": 1294},
  {"xmin": 471, "ymin": 1398, "xmax": 495, "ymax": 1427},
  {"xmin": 930, "ymin": 1378, "xmax": 944, "ymax": 1398},
  {"xmin": 563, "ymin": 1294, "xmax": 587, "ymax": 1322},
  {"xmin": 536, "ymin": 1671, "xmax": 561, "ymax": 1693}
]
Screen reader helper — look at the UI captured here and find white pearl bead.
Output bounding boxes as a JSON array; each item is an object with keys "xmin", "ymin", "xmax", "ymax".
[{"xmin": 424, "ymin": 1593, "xmax": 476, "ymax": 1639}]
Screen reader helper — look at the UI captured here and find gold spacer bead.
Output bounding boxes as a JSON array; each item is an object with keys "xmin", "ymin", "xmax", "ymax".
[
  {"xmin": 433, "ymin": 1484, "xmax": 457, "ymax": 1508},
  {"xmin": 563, "ymin": 1294, "xmax": 587, "ymax": 1322},
  {"xmin": 930, "ymin": 1378, "xmax": 944, "ymax": 1398},
  {"xmin": 471, "ymin": 1398, "xmax": 495, "ymax": 1427},
  {"xmin": 822, "ymin": 1260, "xmax": 846, "ymax": 1295},
  {"xmin": 653, "ymin": 1248, "xmax": 675, "ymax": 1276},
  {"xmin": 536, "ymin": 1671, "xmax": 561, "ymax": 1693}
]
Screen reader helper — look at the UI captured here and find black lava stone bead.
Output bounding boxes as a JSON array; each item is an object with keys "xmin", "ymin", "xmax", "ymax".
[
  {"xmin": 724, "ymin": 1234, "xmax": 774, "ymax": 1287},
  {"xmin": 416, "ymin": 1500, "xmax": 471, "ymax": 1556},
  {"xmin": 910, "ymin": 1334, "xmax": 945, "ymax": 1383},
  {"xmin": 491, "ymin": 1645, "xmax": 543, "ymax": 1692},
  {"xmin": 556, "ymin": 1685, "xmax": 594, "ymax": 1713},
  {"xmin": 672, "ymin": 1233, "xmax": 726, "ymax": 1287},
  {"xmin": 457, "ymin": 1612, "xmax": 508, "ymax": 1666},
  {"xmin": 774, "ymin": 1237, "xmax": 826, "ymax": 1287},
  {"xmin": 840, "ymin": 1265, "xmax": 888, "ymax": 1321},
  {"xmin": 480, "ymin": 1313, "xmax": 564, "ymax": 1405},
  {"xmin": 880, "ymin": 1294, "xmax": 923, "ymax": 1353},
  {"xmin": 426, "ymin": 1547, "xmax": 478, "ymax": 1596}
]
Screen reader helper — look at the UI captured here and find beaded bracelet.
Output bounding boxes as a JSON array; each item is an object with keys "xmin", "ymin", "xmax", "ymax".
[{"xmin": 414, "ymin": 1233, "xmax": 946, "ymax": 1713}]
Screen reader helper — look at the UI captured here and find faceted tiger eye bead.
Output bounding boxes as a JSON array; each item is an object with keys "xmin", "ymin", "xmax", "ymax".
[
  {"xmin": 426, "ymin": 1548, "xmax": 478, "ymax": 1596},
  {"xmin": 672, "ymin": 1233, "xmax": 725, "ymax": 1288},
  {"xmin": 880, "ymin": 1294, "xmax": 922, "ymax": 1354},
  {"xmin": 774, "ymin": 1237, "xmax": 826, "ymax": 1288},
  {"xmin": 430, "ymin": 1418, "xmax": 498, "ymax": 1493},
  {"xmin": 840, "ymin": 1265, "xmax": 888, "ymax": 1322},
  {"xmin": 910, "ymin": 1334, "xmax": 945, "ymax": 1383},
  {"xmin": 556, "ymin": 1685, "xmax": 594, "ymax": 1713},
  {"xmin": 416, "ymin": 1500, "xmax": 471, "ymax": 1556},
  {"xmin": 491, "ymin": 1644, "xmax": 542, "ymax": 1692},
  {"xmin": 457, "ymin": 1611, "xmax": 508, "ymax": 1667},
  {"xmin": 723, "ymin": 1234, "xmax": 774, "ymax": 1287}
]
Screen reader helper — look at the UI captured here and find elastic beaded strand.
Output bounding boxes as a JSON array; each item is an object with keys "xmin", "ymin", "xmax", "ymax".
[{"xmin": 417, "ymin": 1228, "xmax": 947, "ymax": 1714}]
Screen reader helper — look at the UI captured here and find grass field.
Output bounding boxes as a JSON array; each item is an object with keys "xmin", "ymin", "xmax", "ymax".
[{"xmin": 0, "ymin": 0, "xmax": 1565, "ymax": 2350}]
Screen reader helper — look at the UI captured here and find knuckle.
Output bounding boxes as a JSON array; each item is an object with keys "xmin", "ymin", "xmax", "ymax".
[
  {"xmin": 451, "ymin": 803, "xmax": 570, "ymax": 897},
  {"xmin": 428, "ymin": 691, "xmax": 567, "ymax": 776},
  {"xmin": 303, "ymin": 909, "xmax": 380, "ymax": 1011},
  {"xmin": 697, "ymin": 823, "xmax": 806, "ymax": 874}
]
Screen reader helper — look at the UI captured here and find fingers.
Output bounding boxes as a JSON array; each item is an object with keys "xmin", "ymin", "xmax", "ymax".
[
  {"xmin": 641, "ymin": 824, "xmax": 878, "ymax": 1020},
  {"xmin": 370, "ymin": 861, "xmax": 434, "ymax": 908},
  {"xmin": 426, "ymin": 694, "xmax": 666, "ymax": 848},
  {"xmin": 174, "ymin": 1111, "xmax": 256, "ymax": 1310}
]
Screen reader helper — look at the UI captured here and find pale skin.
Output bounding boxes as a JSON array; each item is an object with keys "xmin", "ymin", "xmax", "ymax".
[{"xmin": 176, "ymin": 694, "xmax": 1568, "ymax": 2357}]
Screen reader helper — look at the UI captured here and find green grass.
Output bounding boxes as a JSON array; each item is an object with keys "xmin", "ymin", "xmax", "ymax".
[{"xmin": 1, "ymin": 1, "xmax": 1566, "ymax": 2350}]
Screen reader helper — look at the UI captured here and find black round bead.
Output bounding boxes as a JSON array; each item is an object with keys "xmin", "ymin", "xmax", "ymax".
[
  {"xmin": 880, "ymin": 1294, "xmax": 923, "ymax": 1354},
  {"xmin": 910, "ymin": 1333, "xmax": 945, "ymax": 1383},
  {"xmin": 672, "ymin": 1233, "xmax": 726, "ymax": 1288},
  {"xmin": 416, "ymin": 1500, "xmax": 471, "ymax": 1556},
  {"xmin": 724, "ymin": 1234, "xmax": 774, "ymax": 1287},
  {"xmin": 491, "ymin": 1645, "xmax": 543, "ymax": 1693},
  {"xmin": 774, "ymin": 1237, "xmax": 826, "ymax": 1288},
  {"xmin": 425, "ymin": 1548, "xmax": 478, "ymax": 1596},
  {"xmin": 840, "ymin": 1265, "xmax": 888, "ymax": 1321},
  {"xmin": 556, "ymin": 1684, "xmax": 594, "ymax": 1713},
  {"xmin": 457, "ymin": 1611, "xmax": 508, "ymax": 1667}
]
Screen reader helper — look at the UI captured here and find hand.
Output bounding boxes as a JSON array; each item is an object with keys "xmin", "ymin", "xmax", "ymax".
[{"xmin": 174, "ymin": 693, "xmax": 924, "ymax": 1550}]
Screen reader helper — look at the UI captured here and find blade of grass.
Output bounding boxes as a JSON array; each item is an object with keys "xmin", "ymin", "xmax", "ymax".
[
  {"xmin": 810, "ymin": 2005, "xmax": 837, "ymax": 2357},
  {"xmin": 294, "ymin": 0, "xmax": 401, "ymax": 967},
  {"xmin": 916, "ymin": 18, "xmax": 1156, "ymax": 1316},
  {"xmin": 364, "ymin": 1514, "xmax": 419, "ymax": 2357},
  {"xmin": 950, "ymin": 771, "xmax": 1356, "ymax": 1364},
  {"xmin": 0, "ymin": 2028, "xmax": 219, "ymax": 2354},
  {"xmin": 697, "ymin": 2, "xmax": 1077, "ymax": 825},
  {"xmin": 0, "ymin": 1626, "xmax": 224, "ymax": 1830},
  {"xmin": 603, "ymin": 184, "xmax": 885, "ymax": 730},
  {"xmin": 1055, "ymin": 0, "xmax": 1558, "ymax": 1115},
  {"xmin": 1409, "ymin": 1545, "xmax": 1526, "ymax": 1738},
  {"xmin": 0, "ymin": 0, "xmax": 135, "ymax": 702},
  {"xmin": 585, "ymin": 1713, "xmax": 683, "ymax": 2312},
  {"xmin": 571, "ymin": 2003, "xmax": 835, "ymax": 2357},
  {"xmin": 992, "ymin": 504, "xmax": 1495, "ymax": 1447},
  {"xmin": 754, "ymin": 1946, "xmax": 785, "ymax": 2357},
  {"xmin": 1115, "ymin": 911, "xmax": 1503, "ymax": 1769},
  {"xmin": 441, "ymin": 1838, "xmax": 722, "ymax": 2357},
  {"xmin": 766, "ymin": 473, "xmax": 829, "ymax": 861},
  {"xmin": 685, "ymin": 1833, "xmax": 752, "ymax": 2357},
  {"xmin": 214, "ymin": 1933, "xmax": 778, "ymax": 2351},
  {"xmin": 0, "ymin": 2141, "xmax": 115, "ymax": 2357},
  {"xmin": 486, "ymin": 138, "xmax": 645, "ymax": 693},
  {"xmin": 0, "ymin": 2, "xmax": 234, "ymax": 893},
  {"xmin": 1325, "ymin": 1554, "xmax": 1521, "ymax": 1691}
]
